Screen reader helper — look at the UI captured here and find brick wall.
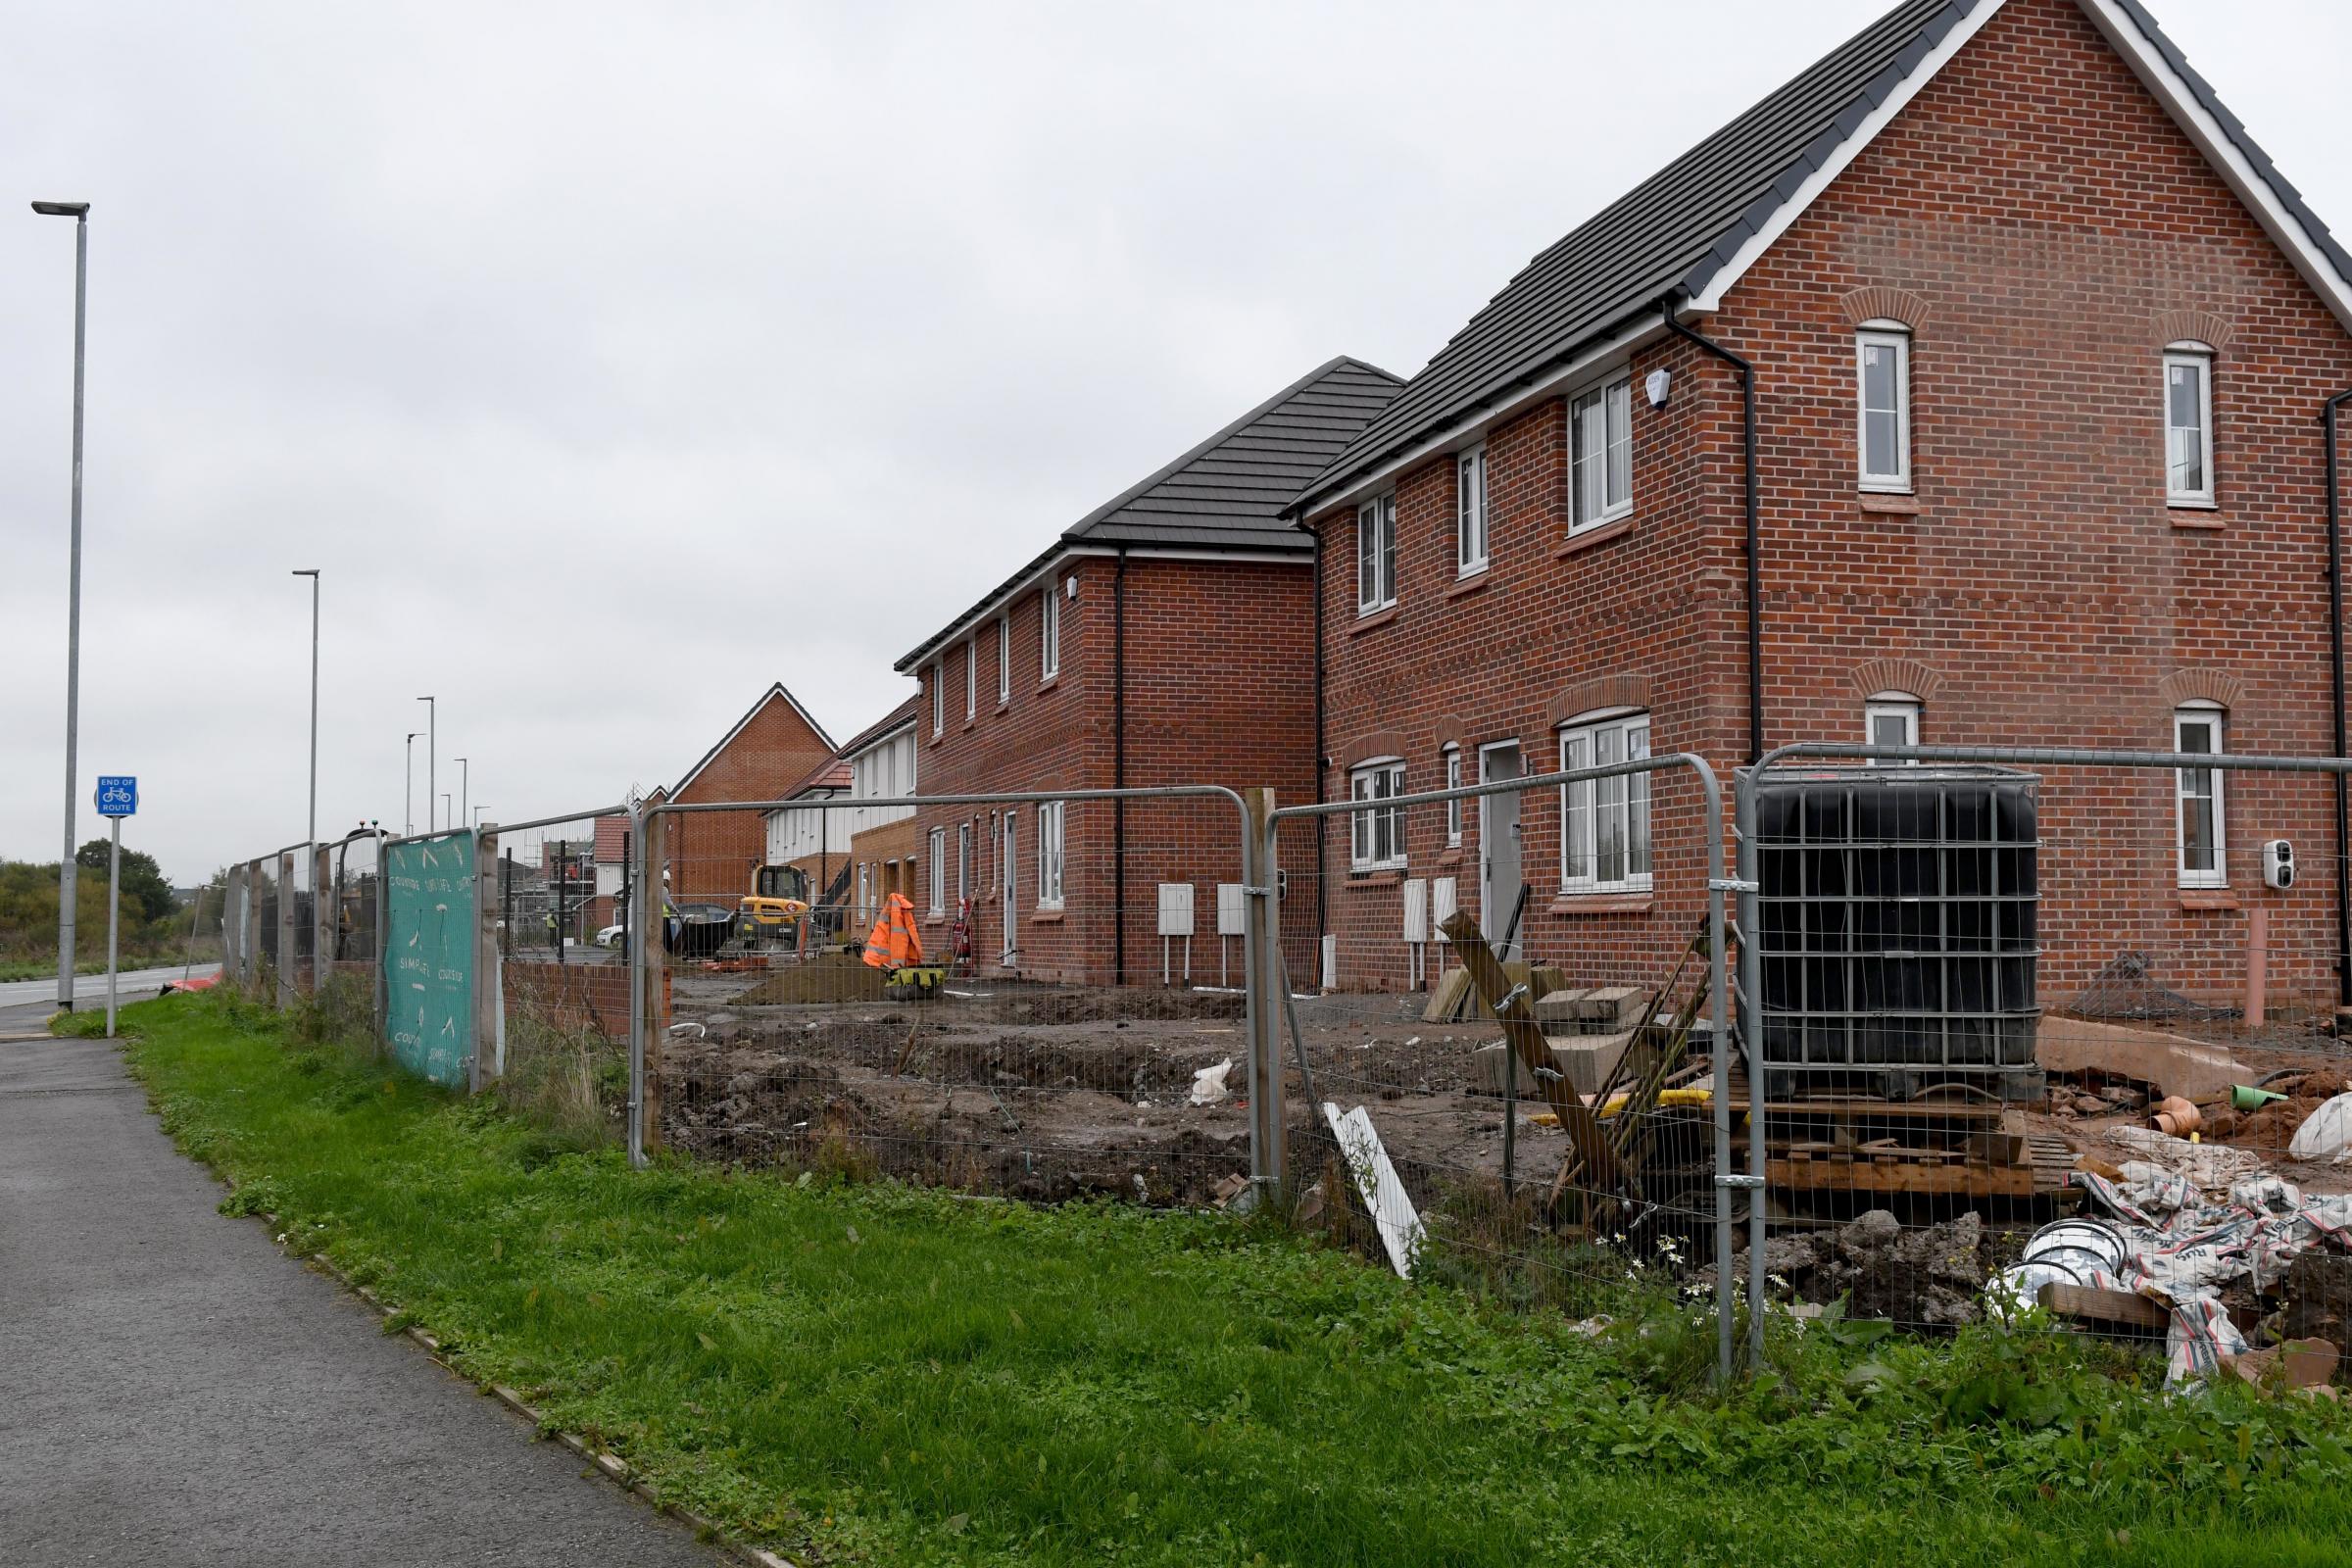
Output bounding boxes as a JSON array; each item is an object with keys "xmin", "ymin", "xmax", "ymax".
[
  {"xmin": 667, "ymin": 692, "xmax": 834, "ymax": 907},
  {"xmin": 909, "ymin": 555, "xmax": 1314, "ymax": 985},
  {"xmin": 1309, "ymin": 0, "xmax": 2352, "ymax": 1007},
  {"xmin": 503, "ymin": 959, "xmax": 666, "ymax": 1041}
]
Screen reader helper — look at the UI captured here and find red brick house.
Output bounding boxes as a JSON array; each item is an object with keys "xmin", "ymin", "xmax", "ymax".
[
  {"xmin": 663, "ymin": 684, "xmax": 836, "ymax": 908},
  {"xmin": 1290, "ymin": 0, "xmax": 2352, "ymax": 1007},
  {"xmin": 896, "ymin": 357, "xmax": 1402, "ymax": 984}
]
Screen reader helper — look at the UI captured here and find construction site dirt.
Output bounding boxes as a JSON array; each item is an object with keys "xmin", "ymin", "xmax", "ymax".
[{"xmin": 660, "ymin": 964, "xmax": 2352, "ymax": 1221}]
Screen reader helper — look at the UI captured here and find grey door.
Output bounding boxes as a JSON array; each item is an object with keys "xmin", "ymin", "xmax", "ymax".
[{"xmin": 1479, "ymin": 743, "xmax": 1523, "ymax": 957}]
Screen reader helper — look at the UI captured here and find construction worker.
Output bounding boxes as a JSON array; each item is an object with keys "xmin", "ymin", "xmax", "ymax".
[{"xmin": 860, "ymin": 891, "xmax": 922, "ymax": 970}]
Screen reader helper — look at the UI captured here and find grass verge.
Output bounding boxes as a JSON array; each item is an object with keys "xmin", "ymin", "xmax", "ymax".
[{"xmin": 102, "ymin": 990, "xmax": 2352, "ymax": 1567}]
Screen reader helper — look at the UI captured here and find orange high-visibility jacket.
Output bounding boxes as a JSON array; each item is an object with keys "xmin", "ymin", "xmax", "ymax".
[{"xmin": 860, "ymin": 892, "xmax": 924, "ymax": 969}]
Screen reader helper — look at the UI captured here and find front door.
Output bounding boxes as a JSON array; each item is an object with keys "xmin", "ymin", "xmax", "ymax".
[
  {"xmin": 999, "ymin": 815, "xmax": 1018, "ymax": 966},
  {"xmin": 1479, "ymin": 742, "xmax": 1524, "ymax": 958}
]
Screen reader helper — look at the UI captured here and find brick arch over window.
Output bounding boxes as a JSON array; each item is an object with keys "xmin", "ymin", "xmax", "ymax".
[
  {"xmin": 1546, "ymin": 673, "xmax": 1653, "ymax": 728},
  {"xmin": 1847, "ymin": 658, "xmax": 1947, "ymax": 703},
  {"xmin": 1430, "ymin": 715, "xmax": 1470, "ymax": 752},
  {"xmin": 1838, "ymin": 286, "xmax": 1933, "ymax": 329},
  {"xmin": 2153, "ymin": 310, "xmax": 2236, "ymax": 352},
  {"xmin": 2159, "ymin": 667, "xmax": 2244, "ymax": 710},
  {"xmin": 1339, "ymin": 728, "xmax": 1412, "ymax": 771}
]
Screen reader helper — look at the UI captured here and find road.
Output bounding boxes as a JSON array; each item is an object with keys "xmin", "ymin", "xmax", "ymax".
[
  {"xmin": 0, "ymin": 959, "xmax": 220, "ymax": 1011},
  {"xmin": 0, "ymin": 1031, "xmax": 724, "ymax": 1566}
]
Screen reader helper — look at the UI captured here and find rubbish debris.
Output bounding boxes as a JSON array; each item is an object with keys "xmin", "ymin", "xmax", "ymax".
[
  {"xmin": 2104, "ymin": 1125, "xmax": 2265, "ymax": 1188},
  {"xmin": 2228, "ymin": 1337, "xmax": 2339, "ymax": 1396},
  {"xmin": 2065, "ymin": 951, "xmax": 2234, "ymax": 1022},
  {"xmin": 1210, "ymin": 1172, "xmax": 1250, "ymax": 1206},
  {"xmin": 1323, "ymin": 1102, "xmax": 1424, "ymax": 1278},
  {"xmin": 2150, "ymin": 1095, "xmax": 2202, "ymax": 1138},
  {"xmin": 2070, "ymin": 1165, "xmax": 2352, "ymax": 1383},
  {"xmin": 2035, "ymin": 1016, "xmax": 2238, "ymax": 1102},
  {"xmin": 2234, "ymin": 1083, "xmax": 2289, "ymax": 1111},
  {"xmin": 1189, "ymin": 1057, "xmax": 1234, "ymax": 1106},
  {"xmin": 1746, "ymin": 1208, "xmax": 1987, "ymax": 1328},
  {"xmin": 2289, "ymin": 1093, "xmax": 2352, "ymax": 1163}
]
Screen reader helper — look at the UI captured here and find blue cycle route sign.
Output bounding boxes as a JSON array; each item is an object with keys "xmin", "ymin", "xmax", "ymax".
[{"xmin": 95, "ymin": 776, "xmax": 137, "ymax": 817}]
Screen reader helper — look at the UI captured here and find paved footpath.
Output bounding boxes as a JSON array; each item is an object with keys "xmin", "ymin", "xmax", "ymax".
[{"xmin": 0, "ymin": 1034, "xmax": 724, "ymax": 1566}]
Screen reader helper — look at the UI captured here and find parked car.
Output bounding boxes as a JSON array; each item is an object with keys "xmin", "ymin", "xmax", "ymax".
[{"xmin": 596, "ymin": 923, "xmax": 625, "ymax": 948}]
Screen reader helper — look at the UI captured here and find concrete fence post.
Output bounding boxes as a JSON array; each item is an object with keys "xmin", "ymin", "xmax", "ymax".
[
  {"xmin": 373, "ymin": 837, "xmax": 390, "ymax": 1041},
  {"xmin": 631, "ymin": 806, "xmax": 666, "ymax": 1164},
  {"xmin": 1241, "ymin": 787, "xmax": 1285, "ymax": 1197},
  {"xmin": 473, "ymin": 827, "xmax": 502, "ymax": 1089},
  {"xmin": 246, "ymin": 858, "xmax": 265, "ymax": 992},
  {"xmin": 314, "ymin": 842, "xmax": 332, "ymax": 998},
  {"xmin": 276, "ymin": 851, "xmax": 297, "ymax": 1010}
]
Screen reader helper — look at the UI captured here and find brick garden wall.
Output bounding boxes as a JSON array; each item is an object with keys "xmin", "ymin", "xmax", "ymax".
[{"xmin": 1309, "ymin": 0, "xmax": 2352, "ymax": 1007}]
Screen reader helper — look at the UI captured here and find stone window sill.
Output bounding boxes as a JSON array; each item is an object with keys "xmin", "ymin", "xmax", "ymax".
[
  {"xmin": 1348, "ymin": 605, "xmax": 1401, "ymax": 636},
  {"xmin": 1039, "ymin": 675, "xmax": 1060, "ymax": 694},
  {"xmin": 2178, "ymin": 888, "xmax": 2238, "ymax": 911},
  {"xmin": 1860, "ymin": 492, "xmax": 1923, "ymax": 515},
  {"xmin": 1029, "ymin": 908, "xmax": 1066, "ymax": 924},
  {"xmin": 1446, "ymin": 570, "xmax": 1492, "ymax": 600},
  {"xmin": 1548, "ymin": 892, "xmax": 1654, "ymax": 916},
  {"xmin": 1346, "ymin": 869, "xmax": 1403, "ymax": 889},
  {"xmin": 1555, "ymin": 515, "xmax": 1634, "ymax": 558},
  {"xmin": 1437, "ymin": 847, "xmax": 1465, "ymax": 866},
  {"xmin": 2171, "ymin": 507, "xmax": 2226, "ymax": 531}
]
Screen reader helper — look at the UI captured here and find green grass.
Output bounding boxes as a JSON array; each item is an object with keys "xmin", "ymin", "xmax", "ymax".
[{"xmin": 100, "ymin": 990, "xmax": 2352, "ymax": 1567}]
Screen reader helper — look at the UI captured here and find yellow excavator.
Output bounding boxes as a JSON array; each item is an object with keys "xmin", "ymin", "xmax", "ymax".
[{"xmin": 736, "ymin": 863, "xmax": 813, "ymax": 945}]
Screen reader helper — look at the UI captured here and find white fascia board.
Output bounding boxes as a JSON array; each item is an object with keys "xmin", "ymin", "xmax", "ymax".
[
  {"xmin": 1299, "ymin": 313, "xmax": 1673, "ymax": 525},
  {"xmin": 2074, "ymin": 0, "xmax": 2352, "ymax": 333},
  {"xmin": 1687, "ymin": 0, "xmax": 2010, "ymax": 314}
]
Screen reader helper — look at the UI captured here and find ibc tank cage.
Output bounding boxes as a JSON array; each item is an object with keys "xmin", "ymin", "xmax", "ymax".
[{"xmin": 1740, "ymin": 765, "xmax": 2042, "ymax": 1102}]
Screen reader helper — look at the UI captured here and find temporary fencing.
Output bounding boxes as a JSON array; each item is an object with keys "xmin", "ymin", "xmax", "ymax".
[
  {"xmin": 634, "ymin": 787, "xmax": 1270, "ymax": 1204},
  {"xmin": 200, "ymin": 737, "xmax": 2352, "ymax": 1389},
  {"xmin": 1267, "ymin": 754, "xmax": 1742, "ymax": 1369}
]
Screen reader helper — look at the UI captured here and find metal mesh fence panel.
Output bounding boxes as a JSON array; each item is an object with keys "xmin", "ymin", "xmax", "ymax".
[
  {"xmin": 646, "ymin": 790, "xmax": 1257, "ymax": 1205},
  {"xmin": 1271, "ymin": 757, "xmax": 1734, "ymax": 1334},
  {"xmin": 1740, "ymin": 746, "xmax": 2352, "ymax": 1381}
]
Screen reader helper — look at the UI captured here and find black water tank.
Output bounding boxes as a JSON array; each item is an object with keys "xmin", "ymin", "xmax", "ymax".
[{"xmin": 1744, "ymin": 766, "xmax": 2041, "ymax": 1101}]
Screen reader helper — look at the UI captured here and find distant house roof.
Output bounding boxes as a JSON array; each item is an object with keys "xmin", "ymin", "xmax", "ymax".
[
  {"xmin": 896, "ymin": 356, "xmax": 1401, "ymax": 671},
  {"xmin": 784, "ymin": 757, "xmax": 855, "ymax": 797},
  {"xmin": 668, "ymin": 682, "xmax": 836, "ymax": 799},
  {"xmin": 836, "ymin": 696, "xmax": 920, "ymax": 761},
  {"xmin": 1289, "ymin": 0, "xmax": 2352, "ymax": 518}
]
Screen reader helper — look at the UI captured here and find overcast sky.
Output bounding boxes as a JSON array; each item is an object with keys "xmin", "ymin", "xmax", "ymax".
[{"xmin": 2, "ymin": 1, "xmax": 2346, "ymax": 882}]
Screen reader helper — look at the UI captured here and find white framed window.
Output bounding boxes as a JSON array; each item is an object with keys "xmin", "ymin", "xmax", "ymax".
[
  {"xmin": 1348, "ymin": 759, "xmax": 1407, "ymax": 872},
  {"xmin": 964, "ymin": 639, "xmax": 977, "ymax": 720},
  {"xmin": 1041, "ymin": 583, "xmax": 1061, "ymax": 680},
  {"xmin": 2165, "ymin": 343, "xmax": 2215, "ymax": 507},
  {"xmin": 2176, "ymin": 704, "xmax": 2226, "ymax": 889},
  {"xmin": 1570, "ymin": 373, "xmax": 1633, "ymax": 530},
  {"xmin": 1558, "ymin": 710, "xmax": 1651, "ymax": 892},
  {"xmin": 1036, "ymin": 801, "xmax": 1065, "ymax": 908},
  {"xmin": 927, "ymin": 827, "xmax": 946, "ymax": 916},
  {"xmin": 1865, "ymin": 694, "xmax": 1921, "ymax": 764},
  {"xmin": 931, "ymin": 662, "xmax": 944, "ymax": 737},
  {"xmin": 1856, "ymin": 322, "xmax": 1911, "ymax": 491},
  {"xmin": 997, "ymin": 615, "xmax": 1010, "ymax": 704},
  {"xmin": 956, "ymin": 822, "xmax": 972, "ymax": 906},
  {"xmin": 1456, "ymin": 447, "xmax": 1489, "ymax": 574},
  {"xmin": 1444, "ymin": 745, "xmax": 1463, "ymax": 847},
  {"xmin": 1356, "ymin": 494, "xmax": 1397, "ymax": 612}
]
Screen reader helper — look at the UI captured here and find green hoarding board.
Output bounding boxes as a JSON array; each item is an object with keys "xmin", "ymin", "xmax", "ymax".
[{"xmin": 385, "ymin": 833, "xmax": 475, "ymax": 1088}]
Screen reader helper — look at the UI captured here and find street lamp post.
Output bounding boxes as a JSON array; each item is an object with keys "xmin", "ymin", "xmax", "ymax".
[
  {"xmin": 293, "ymin": 570, "xmax": 321, "ymax": 984},
  {"xmin": 417, "ymin": 696, "xmax": 435, "ymax": 831},
  {"xmin": 441, "ymin": 794, "xmax": 452, "ymax": 836},
  {"xmin": 404, "ymin": 732, "xmax": 419, "ymax": 836},
  {"xmin": 456, "ymin": 757, "xmax": 468, "ymax": 831},
  {"xmin": 35, "ymin": 199, "xmax": 90, "ymax": 1011}
]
